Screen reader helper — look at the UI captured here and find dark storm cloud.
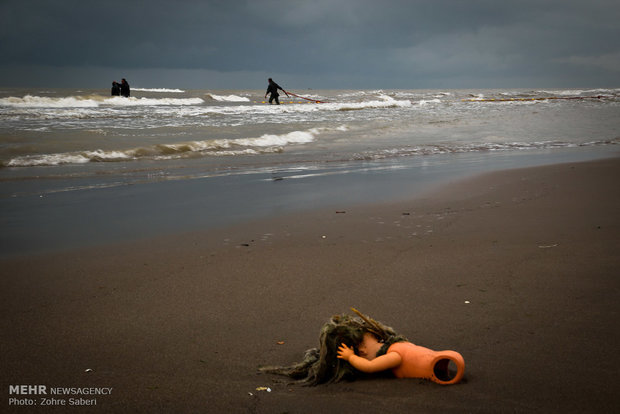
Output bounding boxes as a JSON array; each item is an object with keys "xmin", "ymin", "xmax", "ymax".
[{"xmin": 1, "ymin": 0, "xmax": 618, "ymax": 88}]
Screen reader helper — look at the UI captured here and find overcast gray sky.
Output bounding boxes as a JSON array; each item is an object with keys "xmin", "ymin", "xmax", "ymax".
[{"xmin": 1, "ymin": 0, "xmax": 618, "ymax": 90}]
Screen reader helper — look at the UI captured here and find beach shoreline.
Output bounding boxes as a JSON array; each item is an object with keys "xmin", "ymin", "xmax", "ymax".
[
  {"xmin": 2, "ymin": 146, "xmax": 618, "ymax": 259},
  {"xmin": 2, "ymin": 157, "xmax": 619, "ymax": 412}
]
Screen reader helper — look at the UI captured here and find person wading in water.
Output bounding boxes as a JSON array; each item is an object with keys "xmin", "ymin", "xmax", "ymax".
[{"xmin": 265, "ymin": 78, "xmax": 288, "ymax": 105}]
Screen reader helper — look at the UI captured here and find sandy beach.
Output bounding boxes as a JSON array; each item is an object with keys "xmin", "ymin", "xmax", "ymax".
[{"xmin": 2, "ymin": 157, "xmax": 619, "ymax": 413}]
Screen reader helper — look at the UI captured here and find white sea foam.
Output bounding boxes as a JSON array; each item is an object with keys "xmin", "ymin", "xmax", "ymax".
[
  {"xmin": 5, "ymin": 128, "xmax": 322, "ymax": 167},
  {"xmin": 0, "ymin": 95, "xmax": 204, "ymax": 108},
  {"xmin": 132, "ymin": 88, "xmax": 185, "ymax": 93},
  {"xmin": 323, "ymin": 95, "xmax": 412, "ymax": 111},
  {"xmin": 418, "ymin": 99, "xmax": 441, "ymax": 106},
  {"xmin": 6, "ymin": 149, "xmax": 132, "ymax": 166},
  {"xmin": 0, "ymin": 95, "xmax": 100, "ymax": 108},
  {"xmin": 104, "ymin": 97, "xmax": 204, "ymax": 106},
  {"xmin": 207, "ymin": 93, "xmax": 250, "ymax": 102},
  {"xmin": 235, "ymin": 130, "xmax": 317, "ymax": 147},
  {"xmin": 538, "ymin": 88, "xmax": 620, "ymax": 97}
]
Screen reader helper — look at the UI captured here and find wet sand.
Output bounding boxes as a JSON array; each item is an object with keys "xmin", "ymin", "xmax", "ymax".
[{"xmin": 2, "ymin": 157, "xmax": 619, "ymax": 413}]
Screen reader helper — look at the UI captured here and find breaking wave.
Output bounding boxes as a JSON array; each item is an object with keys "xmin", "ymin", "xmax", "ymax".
[
  {"xmin": 4, "ymin": 129, "xmax": 320, "ymax": 167},
  {"xmin": 6, "ymin": 135, "xmax": 617, "ymax": 168},
  {"xmin": 0, "ymin": 95, "xmax": 204, "ymax": 108},
  {"xmin": 207, "ymin": 93, "xmax": 250, "ymax": 102},
  {"xmin": 330, "ymin": 95, "xmax": 412, "ymax": 111},
  {"xmin": 132, "ymin": 88, "xmax": 185, "ymax": 93}
]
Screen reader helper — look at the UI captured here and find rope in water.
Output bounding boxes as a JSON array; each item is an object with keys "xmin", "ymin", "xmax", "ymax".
[{"xmin": 283, "ymin": 90, "xmax": 326, "ymax": 103}]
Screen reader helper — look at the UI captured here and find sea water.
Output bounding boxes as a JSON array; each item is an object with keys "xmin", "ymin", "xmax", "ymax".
[{"xmin": 1, "ymin": 87, "xmax": 619, "ymax": 256}]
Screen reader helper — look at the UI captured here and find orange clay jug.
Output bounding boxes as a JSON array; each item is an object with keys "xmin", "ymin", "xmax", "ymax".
[{"xmin": 388, "ymin": 342, "xmax": 465, "ymax": 385}]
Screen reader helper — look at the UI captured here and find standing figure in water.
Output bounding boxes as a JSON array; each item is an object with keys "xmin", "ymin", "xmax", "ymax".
[
  {"xmin": 111, "ymin": 81, "xmax": 121, "ymax": 96},
  {"xmin": 265, "ymin": 78, "xmax": 288, "ymax": 105},
  {"xmin": 120, "ymin": 78, "xmax": 130, "ymax": 97}
]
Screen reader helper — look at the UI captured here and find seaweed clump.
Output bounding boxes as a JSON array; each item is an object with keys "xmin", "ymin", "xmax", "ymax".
[{"xmin": 260, "ymin": 308, "xmax": 407, "ymax": 385}]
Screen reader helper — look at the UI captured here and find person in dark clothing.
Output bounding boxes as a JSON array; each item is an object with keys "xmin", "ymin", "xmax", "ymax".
[
  {"xmin": 120, "ymin": 78, "xmax": 130, "ymax": 97},
  {"xmin": 265, "ymin": 78, "xmax": 288, "ymax": 105},
  {"xmin": 111, "ymin": 81, "xmax": 121, "ymax": 96}
]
